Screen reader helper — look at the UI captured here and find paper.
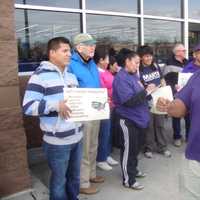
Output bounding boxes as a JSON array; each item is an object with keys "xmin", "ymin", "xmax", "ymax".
[
  {"xmin": 63, "ymin": 88, "xmax": 110, "ymax": 122},
  {"xmin": 150, "ymin": 86, "xmax": 173, "ymax": 114},
  {"xmin": 178, "ymin": 72, "xmax": 193, "ymax": 88}
]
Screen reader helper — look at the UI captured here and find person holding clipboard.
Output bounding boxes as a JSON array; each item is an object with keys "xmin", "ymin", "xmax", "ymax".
[{"xmin": 137, "ymin": 45, "xmax": 171, "ymax": 158}]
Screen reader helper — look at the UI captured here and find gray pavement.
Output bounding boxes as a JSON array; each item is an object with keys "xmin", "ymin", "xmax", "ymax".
[{"xmin": 4, "ymin": 117, "xmax": 187, "ymax": 200}]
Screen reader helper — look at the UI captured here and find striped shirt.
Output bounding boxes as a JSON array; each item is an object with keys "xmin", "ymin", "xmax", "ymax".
[{"xmin": 23, "ymin": 61, "xmax": 83, "ymax": 145}]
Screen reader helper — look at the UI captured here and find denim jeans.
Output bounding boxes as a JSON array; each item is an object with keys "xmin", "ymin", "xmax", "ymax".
[
  {"xmin": 43, "ymin": 140, "xmax": 82, "ymax": 200},
  {"xmin": 97, "ymin": 119, "xmax": 111, "ymax": 162},
  {"xmin": 172, "ymin": 115, "xmax": 190, "ymax": 140}
]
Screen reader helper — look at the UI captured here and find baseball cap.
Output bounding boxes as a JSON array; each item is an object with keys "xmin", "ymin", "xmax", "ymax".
[
  {"xmin": 73, "ymin": 33, "xmax": 96, "ymax": 46},
  {"xmin": 193, "ymin": 43, "xmax": 200, "ymax": 52}
]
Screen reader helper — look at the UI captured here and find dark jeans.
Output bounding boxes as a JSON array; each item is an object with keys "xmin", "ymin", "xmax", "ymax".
[
  {"xmin": 97, "ymin": 119, "xmax": 112, "ymax": 162},
  {"xmin": 43, "ymin": 140, "xmax": 82, "ymax": 200},
  {"xmin": 172, "ymin": 115, "xmax": 190, "ymax": 140}
]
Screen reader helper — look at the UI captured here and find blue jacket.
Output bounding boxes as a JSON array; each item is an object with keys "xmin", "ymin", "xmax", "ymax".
[
  {"xmin": 68, "ymin": 51, "xmax": 100, "ymax": 88},
  {"xmin": 23, "ymin": 61, "xmax": 83, "ymax": 145}
]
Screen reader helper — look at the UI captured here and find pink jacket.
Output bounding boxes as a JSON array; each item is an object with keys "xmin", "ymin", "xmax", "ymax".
[{"xmin": 98, "ymin": 68, "xmax": 114, "ymax": 108}]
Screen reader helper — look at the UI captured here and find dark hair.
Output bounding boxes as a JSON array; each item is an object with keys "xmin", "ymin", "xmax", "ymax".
[
  {"xmin": 137, "ymin": 45, "xmax": 153, "ymax": 57},
  {"xmin": 137, "ymin": 45, "xmax": 157, "ymax": 72},
  {"xmin": 109, "ymin": 47, "xmax": 117, "ymax": 57},
  {"xmin": 109, "ymin": 56, "xmax": 117, "ymax": 66},
  {"xmin": 107, "ymin": 56, "xmax": 117, "ymax": 70},
  {"xmin": 47, "ymin": 37, "xmax": 71, "ymax": 59},
  {"xmin": 116, "ymin": 48, "xmax": 138, "ymax": 67},
  {"xmin": 94, "ymin": 45, "xmax": 109, "ymax": 64}
]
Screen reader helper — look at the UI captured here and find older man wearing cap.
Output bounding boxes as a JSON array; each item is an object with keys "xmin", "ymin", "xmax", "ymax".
[{"xmin": 68, "ymin": 33, "xmax": 104, "ymax": 195}]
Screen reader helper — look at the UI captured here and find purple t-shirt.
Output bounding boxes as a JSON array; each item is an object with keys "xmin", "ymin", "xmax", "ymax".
[
  {"xmin": 112, "ymin": 69, "xmax": 150, "ymax": 128},
  {"xmin": 182, "ymin": 61, "xmax": 200, "ymax": 73},
  {"xmin": 176, "ymin": 70, "xmax": 200, "ymax": 162}
]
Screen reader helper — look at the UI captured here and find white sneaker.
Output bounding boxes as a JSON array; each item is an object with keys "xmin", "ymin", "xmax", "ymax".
[
  {"xmin": 163, "ymin": 150, "xmax": 171, "ymax": 157},
  {"xmin": 97, "ymin": 162, "xmax": 112, "ymax": 171},
  {"xmin": 124, "ymin": 181, "xmax": 144, "ymax": 190},
  {"xmin": 107, "ymin": 156, "xmax": 119, "ymax": 166},
  {"xmin": 136, "ymin": 171, "xmax": 147, "ymax": 178},
  {"xmin": 144, "ymin": 151, "xmax": 153, "ymax": 158},
  {"xmin": 131, "ymin": 182, "xmax": 144, "ymax": 190},
  {"xmin": 174, "ymin": 139, "xmax": 182, "ymax": 147}
]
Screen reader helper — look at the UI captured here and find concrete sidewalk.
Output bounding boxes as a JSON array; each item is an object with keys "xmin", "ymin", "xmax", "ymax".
[{"xmin": 4, "ymin": 118, "xmax": 186, "ymax": 200}]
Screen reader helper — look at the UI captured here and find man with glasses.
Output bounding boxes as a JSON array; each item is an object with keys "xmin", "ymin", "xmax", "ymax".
[
  {"xmin": 68, "ymin": 33, "xmax": 104, "ymax": 195},
  {"xmin": 163, "ymin": 43, "xmax": 189, "ymax": 147}
]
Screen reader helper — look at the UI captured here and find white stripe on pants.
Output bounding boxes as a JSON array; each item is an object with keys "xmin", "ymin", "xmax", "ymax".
[{"xmin": 120, "ymin": 119, "xmax": 129, "ymax": 185}]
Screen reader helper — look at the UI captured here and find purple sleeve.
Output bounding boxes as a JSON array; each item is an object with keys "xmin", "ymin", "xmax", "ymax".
[
  {"xmin": 175, "ymin": 80, "xmax": 192, "ymax": 109},
  {"xmin": 114, "ymin": 78, "xmax": 136, "ymax": 105},
  {"xmin": 182, "ymin": 65, "xmax": 190, "ymax": 73}
]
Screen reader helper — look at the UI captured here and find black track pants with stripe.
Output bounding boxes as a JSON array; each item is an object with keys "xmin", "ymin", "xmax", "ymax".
[{"xmin": 118, "ymin": 117, "xmax": 141, "ymax": 186}]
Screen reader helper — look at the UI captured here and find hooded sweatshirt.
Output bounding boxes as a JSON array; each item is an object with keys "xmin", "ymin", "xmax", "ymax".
[{"xmin": 23, "ymin": 61, "xmax": 83, "ymax": 145}]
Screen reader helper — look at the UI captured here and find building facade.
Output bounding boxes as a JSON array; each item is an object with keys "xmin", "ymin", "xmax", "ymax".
[
  {"xmin": 16, "ymin": 0, "xmax": 200, "ymax": 148},
  {"xmin": 1, "ymin": 0, "xmax": 200, "ymax": 197},
  {"xmin": 15, "ymin": 0, "xmax": 200, "ymax": 74}
]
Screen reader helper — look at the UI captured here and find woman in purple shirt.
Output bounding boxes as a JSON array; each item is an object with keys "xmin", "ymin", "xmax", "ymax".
[{"xmin": 113, "ymin": 49, "xmax": 156, "ymax": 190}]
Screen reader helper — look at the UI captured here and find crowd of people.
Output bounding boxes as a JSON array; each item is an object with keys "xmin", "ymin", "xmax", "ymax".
[{"xmin": 23, "ymin": 33, "xmax": 200, "ymax": 200}]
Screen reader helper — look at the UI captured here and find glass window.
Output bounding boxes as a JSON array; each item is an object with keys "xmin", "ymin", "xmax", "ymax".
[
  {"xmin": 15, "ymin": 0, "xmax": 80, "ymax": 8},
  {"xmin": 144, "ymin": 0, "xmax": 182, "ymax": 18},
  {"xmin": 87, "ymin": 14, "xmax": 139, "ymax": 52},
  {"xmin": 144, "ymin": 19, "xmax": 182, "ymax": 63},
  {"xmin": 189, "ymin": 23, "xmax": 200, "ymax": 58},
  {"xmin": 86, "ymin": 0, "xmax": 138, "ymax": 13},
  {"xmin": 15, "ymin": 9, "xmax": 81, "ymax": 72},
  {"xmin": 189, "ymin": 1, "xmax": 200, "ymax": 20}
]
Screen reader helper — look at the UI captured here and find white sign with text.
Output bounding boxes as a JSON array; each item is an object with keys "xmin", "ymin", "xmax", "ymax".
[{"xmin": 64, "ymin": 88, "xmax": 110, "ymax": 122}]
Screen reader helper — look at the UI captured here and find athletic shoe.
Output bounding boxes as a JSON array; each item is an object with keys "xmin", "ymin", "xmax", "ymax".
[
  {"xmin": 107, "ymin": 156, "xmax": 119, "ymax": 166},
  {"xmin": 97, "ymin": 162, "xmax": 112, "ymax": 171}
]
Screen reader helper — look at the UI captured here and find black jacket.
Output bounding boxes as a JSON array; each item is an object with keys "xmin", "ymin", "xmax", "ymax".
[{"xmin": 164, "ymin": 56, "xmax": 188, "ymax": 93}]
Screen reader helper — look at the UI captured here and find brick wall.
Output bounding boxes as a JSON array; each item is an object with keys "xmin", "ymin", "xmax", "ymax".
[{"xmin": 0, "ymin": 0, "xmax": 31, "ymax": 197}]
